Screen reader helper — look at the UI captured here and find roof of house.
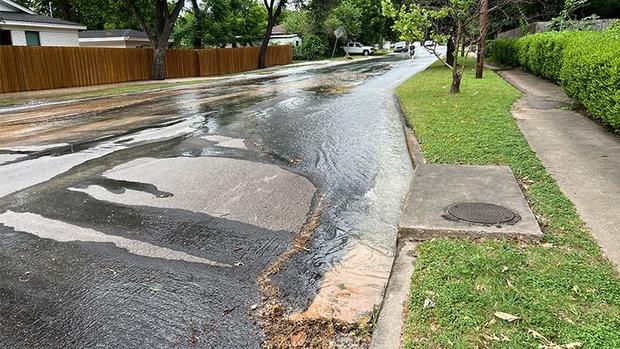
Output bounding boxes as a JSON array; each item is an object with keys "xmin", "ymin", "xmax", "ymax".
[
  {"xmin": 79, "ymin": 29, "xmax": 149, "ymax": 40},
  {"xmin": 0, "ymin": 10, "xmax": 84, "ymax": 27},
  {"xmin": 272, "ymin": 24, "xmax": 285, "ymax": 35},
  {"xmin": 270, "ymin": 34, "xmax": 301, "ymax": 39},
  {"xmin": 0, "ymin": 0, "xmax": 36, "ymax": 14}
]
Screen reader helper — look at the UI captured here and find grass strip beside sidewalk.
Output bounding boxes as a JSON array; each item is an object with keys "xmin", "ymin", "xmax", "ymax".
[{"xmin": 396, "ymin": 60, "xmax": 620, "ymax": 348}]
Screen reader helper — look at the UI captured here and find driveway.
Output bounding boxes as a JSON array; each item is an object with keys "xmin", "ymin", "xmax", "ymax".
[{"xmin": 0, "ymin": 53, "xmax": 437, "ymax": 348}]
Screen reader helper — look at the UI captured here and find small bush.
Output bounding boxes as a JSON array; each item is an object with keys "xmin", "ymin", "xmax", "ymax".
[
  {"xmin": 486, "ymin": 30, "xmax": 620, "ymax": 131},
  {"xmin": 561, "ymin": 30, "xmax": 620, "ymax": 129},
  {"xmin": 524, "ymin": 31, "xmax": 579, "ymax": 82},
  {"xmin": 605, "ymin": 20, "xmax": 620, "ymax": 33},
  {"xmin": 293, "ymin": 35, "xmax": 327, "ymax": 61},
  {"xmin": 516, "ymin": 35, "xmax": 532, "ymax": 69},
  {"xmin": 487, "ymin": 38, "xmax": 520, "ymax": 67}
]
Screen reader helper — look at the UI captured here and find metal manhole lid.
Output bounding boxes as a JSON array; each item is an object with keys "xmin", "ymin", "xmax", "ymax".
[{"xmin": 446, "ymin": 202, "xmax": 516, "ymax": 225}]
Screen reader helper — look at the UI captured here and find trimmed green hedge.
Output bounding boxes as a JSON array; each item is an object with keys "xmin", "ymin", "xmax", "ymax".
[{"xmin": 488, "ymin": 30, "xmax": 620, "ymax": 131}]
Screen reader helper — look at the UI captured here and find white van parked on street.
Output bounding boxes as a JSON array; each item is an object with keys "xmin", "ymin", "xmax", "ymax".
[{"xmin": 394, "ymin": 41, "xmax": 408, "ymax": 52}]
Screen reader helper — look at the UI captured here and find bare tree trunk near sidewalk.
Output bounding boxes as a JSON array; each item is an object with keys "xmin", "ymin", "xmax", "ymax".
[
  {"xmin": 126, "ymin": 0, "xmax": 185, "ymax": 80},
  {"xmin": 476, "ymin": 0, "xmax": 489, "ymax": 79},
  {"xmin": 259, "ymin": 0, "xmax": 287, "ymax": 69}
]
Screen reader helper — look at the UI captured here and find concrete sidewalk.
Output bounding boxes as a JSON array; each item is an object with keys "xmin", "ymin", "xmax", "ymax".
[{"xmin": 499, "ymin": 70, "xmax": 620, "ymax": 269}]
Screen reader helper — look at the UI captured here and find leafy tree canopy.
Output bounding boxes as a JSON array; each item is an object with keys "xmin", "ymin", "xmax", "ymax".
[
  {"xmin": 173, "ymin": 0, "xmax": 267, "ymax": 48},
  {"xmin": 324, "ymin": 0, "xmax": 363, "ymax": 39},
  {"xmin": 14, "ymin": 0, "xmax": 141, "ymax": 30},
  {"xmin": 282, "ymin": 9, "xmax": 314, "ymax": 37}
]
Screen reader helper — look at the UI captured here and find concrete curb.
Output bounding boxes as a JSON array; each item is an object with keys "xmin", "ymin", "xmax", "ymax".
[
  {"xmin": 368, "ymin": 96, "xmax": 426, "ymax": 349},
  {"xmin": 394, "ymin": 95, "xmax": 426, "ymax": 167},
  {"xmin": 369, "ymin": 241, "xmax": 417, "ymax": 349}
]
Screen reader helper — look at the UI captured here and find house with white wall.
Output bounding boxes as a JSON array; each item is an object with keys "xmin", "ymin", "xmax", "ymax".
[
  {"xmin": 79, "ymin": 29, "xmax": 162, "ymax": 49},
  {"xmin": 0, "ymin": 0, "xmax": 85, "ymax": 47},
  {"xmin": 269, "ymin": 25, "xmax": 302, "ymax": 47}
]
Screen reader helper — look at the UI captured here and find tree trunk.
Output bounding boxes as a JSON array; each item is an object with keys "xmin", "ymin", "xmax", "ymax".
[
  {"xmin": 476, "ymin": 0, "xmax": 489, "ymax": 79},
  {"xmin": 259, "ymin": 18, "xmax": 275, "ymax": 69},
  {"xmin": 447, "ymin": 35, "xmax": 455, "ymax": 66},
  {"xmin": 152, "ymin": 44, "xmax": 167, "ymax": 80},
  {"xmin": 451, "ymin": 66, "xmax": 462, "ymax": 94},
  {"xmin": 450, "ymin": 24, "xmax": 463, "ymax": 94},
  {"xmin": 125, "ymin": 0, "xmax": 185, "ymax": 81},
  {"xmin": 461, "ymin": 42, "xmax": 466, "ymax": 57},
  {"xmin": 191, "ymin": 0, "xmax": 203, "ymax": 48}
]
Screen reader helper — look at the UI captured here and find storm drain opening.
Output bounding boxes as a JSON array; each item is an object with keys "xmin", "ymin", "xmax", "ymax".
[{"xmin": 446, "ymin": 202, "xmax": 519, "ymax": 225}]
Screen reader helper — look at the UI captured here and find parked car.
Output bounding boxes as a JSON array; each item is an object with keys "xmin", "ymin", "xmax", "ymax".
[
  {"xmin": 394, "ymin": 41, "xmax": 408, "ymax": 53},
  {"xmin": 424, "ymin": 40, "xmax": 436, "ymax": 48},
  {"xmin": 343, "ymin": 42, "xmax": 374, "ymax": 56}
]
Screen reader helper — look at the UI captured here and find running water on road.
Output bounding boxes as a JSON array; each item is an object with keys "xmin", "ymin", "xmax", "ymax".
[{"xmin": 0, "ymin": 53, "xmax": 438, "ymax": 348}]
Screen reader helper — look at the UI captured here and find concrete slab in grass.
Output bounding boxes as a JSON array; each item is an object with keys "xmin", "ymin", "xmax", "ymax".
[{"xmin": 400, "ymin": 164, "xmax": 542, "ymax": 240}]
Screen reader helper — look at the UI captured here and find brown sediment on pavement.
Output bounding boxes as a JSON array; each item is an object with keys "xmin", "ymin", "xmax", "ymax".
[
  {"xmin": 257, "ymin": 194, "xmax": 372, "ymax": 348},
  {"xmin": 261, "ymin": 304, "xmax": 371, "ymax": 349},
  {"xmin": 0, "ymin": 91, "xmax": 178, "ymax": 147},
  {"xmin": 0, "ymin": 115, "xmax": 168, "ymax": 147},
  {"xmin": 0, "ymin": 90, "xmax": 177, "ymax": 121},
  {"xmin": 263, "ymin": 193, "xmax": 323, "ymax": 276},
  {"xmin": 0, "ymin": 90, "xmax": 254, "ymax": 147},
  {"xmin": 289, "ymin": 243, "xmax": 393, "ymax": 323},
  {"xmin": 0, "ymin": 71, "xmax": 362, "ymax": 148}
]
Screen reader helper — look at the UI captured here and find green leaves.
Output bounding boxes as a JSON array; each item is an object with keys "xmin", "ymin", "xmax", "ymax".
[
  {"xmin": 282, "ymin": 10, "xmax": 313, "ymax": 38},
  {"xmin": 561, "ymin": 31, "xmax": 620, "ymax": 130},
  {"xmin": 381, "ymin": 0, "xmax": 397, "ymax": 19},
  {"xmin": 397, "ymin": 60, "xmax": 620, "ymax": 348},
  {"xmin": 385, "ymin": 2, "xmax": 449, "ymax": 43},
  {"xmin": 488, "ymin": 31, "xmax": 620, "ymax": 132},
  {"xmin": 173, "ymin": 0, "xmax": 267, "ymax": 48},
  {"xmin": 392, "ymin": 3, "xmax": 431, "ymax": 42},
  {"xmin": 325, "ymin": 0, "xmax": 363, "ymax": 39},
  {"xmin": 292, "ymin": 34, "xmax": 327, "ymax": 60}
]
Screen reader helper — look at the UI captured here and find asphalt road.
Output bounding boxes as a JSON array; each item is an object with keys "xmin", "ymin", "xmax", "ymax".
[{"xmin": 0, "ymin": 52, "xmax": 438, "ymax": 348}]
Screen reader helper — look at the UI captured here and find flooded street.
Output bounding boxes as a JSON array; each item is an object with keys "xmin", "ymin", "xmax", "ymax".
[{"xmin": 0, "ymin": 53, "xmax": 437, "ymax": 348}]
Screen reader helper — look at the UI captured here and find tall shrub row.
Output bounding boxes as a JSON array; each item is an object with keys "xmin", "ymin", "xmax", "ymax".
[{"xmin": 487, "ymin": 29, "xmax": 620, "ymax": 131}]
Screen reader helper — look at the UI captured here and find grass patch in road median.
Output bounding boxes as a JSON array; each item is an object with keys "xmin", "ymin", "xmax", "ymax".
[{"xmin": 396, "ymin": 59, "xmax": 620, "ymax": 348}]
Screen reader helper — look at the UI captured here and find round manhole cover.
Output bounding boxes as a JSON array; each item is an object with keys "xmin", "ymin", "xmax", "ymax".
[{"xmin": 446, "ymin": 202, "xmax": 516, "ymax": 225}]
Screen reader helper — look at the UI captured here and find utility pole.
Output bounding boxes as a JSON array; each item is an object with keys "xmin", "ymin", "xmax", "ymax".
[{"xmin": 476, "ymin": 0, "xmax": 488, "ymax": 79}]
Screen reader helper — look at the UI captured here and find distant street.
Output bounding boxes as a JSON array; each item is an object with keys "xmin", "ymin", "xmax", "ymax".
[{"xmin": 0, "ymin": 52, "xmax": 437, "ymax": 348}]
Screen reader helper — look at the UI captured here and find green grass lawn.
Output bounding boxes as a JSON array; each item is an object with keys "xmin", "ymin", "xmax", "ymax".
[{"xmin": 396, "ymin": 60, "xmax": 620, "ymax": 348}]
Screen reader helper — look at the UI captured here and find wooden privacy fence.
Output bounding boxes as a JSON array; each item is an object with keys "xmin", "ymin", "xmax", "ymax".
[{"xmin": 0, "ymin": 45, "xmax": 293, "ymax": 93}]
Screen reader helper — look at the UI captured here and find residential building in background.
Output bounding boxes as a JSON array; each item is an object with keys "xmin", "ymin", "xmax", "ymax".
[
  {"xmin": 0, "ymin": 0, "xmax": 85, "ymax": 46},
  {"xmin": 78, "ymin": 30, "xmax": 164, "ymax": 49},
  {"xmin": 269, "ymin": 25, "xmax": 301, "ymax": 47}
]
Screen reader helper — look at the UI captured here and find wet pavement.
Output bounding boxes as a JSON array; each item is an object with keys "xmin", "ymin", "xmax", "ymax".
[{"xmin": 0, "ymin": 52, "xmax": 438, "ymax": 348}]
